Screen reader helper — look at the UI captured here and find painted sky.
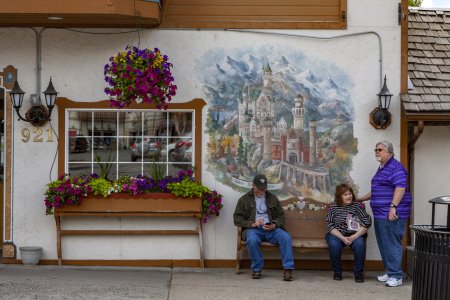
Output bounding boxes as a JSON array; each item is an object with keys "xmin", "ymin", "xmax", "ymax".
[{"xmin": 421, "ymin": 0, "xmax": 450, "ymax": 8}]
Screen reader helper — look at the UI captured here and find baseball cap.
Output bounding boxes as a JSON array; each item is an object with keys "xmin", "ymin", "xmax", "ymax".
[{"xmin": 253, "ymin": 174, "xmax": 268, "ymax": 190}]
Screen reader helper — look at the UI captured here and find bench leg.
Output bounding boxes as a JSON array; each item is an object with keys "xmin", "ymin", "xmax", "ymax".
[
  {"xmin": 198, "ymin": 219, "xmax": 204, "ymax": 268},
  {"xmin": 54, "ymin": 215, "xmax": 63, "ymax": 266},
  {"xmin": 236, "ymin": 244, "xmax": 241, "ymax": 274}
]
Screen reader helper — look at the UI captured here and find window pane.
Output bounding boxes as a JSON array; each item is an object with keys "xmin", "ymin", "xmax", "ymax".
[
  {"xmin": 93, "ymin": 111, "xmax": 117, "ymax": 134},
  {"xmin": 124, "ymin": 111, "xmax": 143, "ymax": 136},
  {"xmin": 118, "ymin": 137, "xmax": 135, "ymax": 163},
  {"xmin": 168, "ymin": 112, "xmax": 192, "ymax": 137},
  {"xmin": 168, "ymin": 163, "xmax": 193, "ymax": 177},
  {"xmin": 118, "ymin": 163, "xmax": 142, "ymax": 177},
  {"xmin": 143, "ymin": 162, "xmax": 168, "ymax": 178},
  {"xmin": 93, "ymin": 164, "xmax": 117, "ymax": 180},
  {"xmin": 168, "ymin": 137, "xmax": 192, "ymax": 163},
  {"xmin": 68, "ymin": 137, "xmax": 93, "ymax": 162},
  {"xmin": 68, "ymin": 163, "xmax": 92, "ymax": 177},
  {"xmin": 93, "ymin": 138, "xmax": 117, "ymax": 162},
  {"xmin": 143, "ymin": 111, "xmax": 168, "ymax": 137}
]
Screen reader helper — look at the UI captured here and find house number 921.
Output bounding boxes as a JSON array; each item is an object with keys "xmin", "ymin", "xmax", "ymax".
[{"xmin": 21, "ymin": 128, "xmax": 54, "ymax": 143}]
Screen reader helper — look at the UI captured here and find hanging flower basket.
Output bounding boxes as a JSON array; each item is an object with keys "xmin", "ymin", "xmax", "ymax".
[{"xmin": 104, "ymin": 46, "xmax": 177, "ymax": 109}]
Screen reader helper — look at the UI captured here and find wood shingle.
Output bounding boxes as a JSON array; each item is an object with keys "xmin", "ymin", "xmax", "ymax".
[{"xmin": 404, "ymin": 8, "xmax": 450, "ymax": 113}]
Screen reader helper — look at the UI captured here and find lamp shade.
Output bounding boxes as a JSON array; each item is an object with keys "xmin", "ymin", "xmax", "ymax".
[
  {"xmin": 43, "ymin": 78, "xmax": 58, "ymax": 108},
  {"xmin": 10, "ymin": 80, "xmax": 25, "ymax": 108},
  {"xmin": 378, "ymin": 75, "xmax": 393, "ymax": 110}
]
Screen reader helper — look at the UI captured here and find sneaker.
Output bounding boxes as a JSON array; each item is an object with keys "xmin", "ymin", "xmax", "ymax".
[
  {"xmin": 283, "ymin": 269, "xmax": 293, "ymax": 281},
  {"xmin": 385, "ymin": 278, "xmax": 403, "ymax": 287},
  {"xmin": 354, "ymin": 273, "xmax": 364, "ymax": 283},
  {"xmin": 377, "ymin": 273, "xmax": 389, "ymax": 282},
  {"xmin": 333, "ymin": 273, "xmax": 342, "ymax": 281},
  {"xmin": 251, "ymin": 271, "xmax": 262, "ymax": 279}
]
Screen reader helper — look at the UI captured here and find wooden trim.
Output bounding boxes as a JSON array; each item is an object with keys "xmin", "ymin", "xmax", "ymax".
[
  {"xmin": 0, "ymin": 0, "xmax": 161, "ymax": 28},
  {"xmin": 0, "ymin": 258, "xmax": 385, "ymax": 270},
  {"xmin": 403, "ymin": 113, "xmax": 450, "ymax": 122},
  {"xmin": 4, "ymin": 93, "xmax": 13, "ymax": 242},
  {"xmin": 160, "ymin": 0, "xmax": 347, "ymax": 29},
  {"xmin": 55, "ymin": 98, "xmax": 206, "ymax": 180},
  {"xmin": 400, "ymin": 0, "xmax": 408, "ymax": 94}
]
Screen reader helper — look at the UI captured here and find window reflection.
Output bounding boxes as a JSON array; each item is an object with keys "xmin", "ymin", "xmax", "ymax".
[{"xmin": 66, "ymin": 110, "xmax": 194, "ymax": 179}]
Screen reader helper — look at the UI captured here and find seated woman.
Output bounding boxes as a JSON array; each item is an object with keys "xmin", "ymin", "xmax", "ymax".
[{"xmin": 325, "ymin": 184, "xmax": 372, "ymax": 282}]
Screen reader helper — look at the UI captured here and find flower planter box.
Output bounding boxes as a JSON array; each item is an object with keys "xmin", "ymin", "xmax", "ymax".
[
  {"xmin": 53, "ymin": 193, "xmax": 203, "ymax": 267},
  {"xmin": 54, "ymin": 193, "xmax": 202, "ymax": 214}
]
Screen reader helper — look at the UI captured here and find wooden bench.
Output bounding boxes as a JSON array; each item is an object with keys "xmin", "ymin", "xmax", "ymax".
[{"xmin": 235, "ymin": 197, "xmax": 352, "ymax": 274}]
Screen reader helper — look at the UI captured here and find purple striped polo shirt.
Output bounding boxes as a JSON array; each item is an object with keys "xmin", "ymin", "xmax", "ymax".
[{"xmin": 370, "ymin": 156, "xmax": 412, "ymax": 219}]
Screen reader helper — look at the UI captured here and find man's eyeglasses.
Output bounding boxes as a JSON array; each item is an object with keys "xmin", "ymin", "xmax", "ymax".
[{"xmin": 374, "ymin": 148, "xmax": 384, "ymax": 152}]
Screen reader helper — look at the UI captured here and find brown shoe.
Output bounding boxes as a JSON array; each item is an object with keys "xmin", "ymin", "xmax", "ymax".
[
  {"xmin": 283, "ymin": 269, "xmax": 293, "ymax": 281},
  {"xmin": 251, "ymin": 271, "xmax": 262, "ymax": 279}
]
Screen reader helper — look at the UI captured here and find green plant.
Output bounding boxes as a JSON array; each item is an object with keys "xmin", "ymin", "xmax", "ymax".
[
  {"xmin": 166, "ymin": 177, "xmax": 209, "ymax": 198},
  {"xmin": 88, "ymin": 178, "xmax": 112, "ymax": 198},
  {"xmin": 95, "ymin": 151, "xmax": 115, "ymax": 180},
  {"xmin": 408, "ymin": 0, "xmax": 422, "ymax": 7}
]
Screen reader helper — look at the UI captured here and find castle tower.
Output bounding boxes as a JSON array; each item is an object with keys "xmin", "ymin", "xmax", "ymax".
[
  {"xmin": 262, "ymin": 118, "xmax": 272, "ymax": 161},
  {"xmin": 292, "ymin": 93, "xmax": 305, "ymax": 134},
  {"xmin": 262, "ymin": 62, "xmax": 272, "ymax": 87},
  {"xmin": 238, "ymin": 84, "xmax": 250, "ymax": 139},
  {"xmin": 309, "ymin": 120, "xmax": 317, "ymax": 165}
]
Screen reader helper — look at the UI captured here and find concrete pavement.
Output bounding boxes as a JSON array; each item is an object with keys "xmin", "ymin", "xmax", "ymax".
[{"xmin": 0, "ymin": 264, "xmax": 411, "ymax": 300}]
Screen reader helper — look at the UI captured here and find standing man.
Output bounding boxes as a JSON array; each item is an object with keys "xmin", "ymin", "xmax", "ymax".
[
  {"xmin": 358, "ymin": 141, "xmax": 412, "ymax": 287},
  {"xmin": 233, "ymin": 174, "xmax": 295, "ymax": 281}
]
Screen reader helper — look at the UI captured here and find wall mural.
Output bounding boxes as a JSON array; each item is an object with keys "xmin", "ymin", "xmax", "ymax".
[{"xmin": 198, "ymin": 47, "xmax": 358, "ymax": 227}]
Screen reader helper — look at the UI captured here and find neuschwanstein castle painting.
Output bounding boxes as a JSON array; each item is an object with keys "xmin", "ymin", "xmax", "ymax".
[{"xmin": 198, "ymin": 47, "xmax": 358, "ymax": 204}]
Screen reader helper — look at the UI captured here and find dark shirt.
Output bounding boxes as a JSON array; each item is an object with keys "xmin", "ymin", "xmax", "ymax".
[
  {"xmin": 326, "ymin": 201, "xmax": 372, "ymax": 236},
  {"xmin": 233, "ymin": 189, "xmax": 285, "ymax": 239}
]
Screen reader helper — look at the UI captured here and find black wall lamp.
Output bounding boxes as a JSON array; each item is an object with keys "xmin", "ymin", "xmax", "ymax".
[
  {"xmin": 9, "ymin": 78, "xmax": 58, "ymax": 127},
  {"xmin": 369, "ymin": 75, "xmax": 393, "ymax": 129}
]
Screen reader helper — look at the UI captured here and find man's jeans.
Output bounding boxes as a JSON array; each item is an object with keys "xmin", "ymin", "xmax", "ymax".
[
  {"xmin": 246, "ymin": 227, "xmax": 295, "ymax": 272},
  {"xmin": 325, "ymin": 233, "xmax": 366, "ymax": 275},
  {"xmin": 374, "ymin": 218, "xmax": 407, "ymax": 279}
]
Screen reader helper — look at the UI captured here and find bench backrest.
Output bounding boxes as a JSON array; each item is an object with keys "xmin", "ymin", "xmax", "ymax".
[{"xmin": 280, "ymin": 197, "xmax": 329, "ymax": 239}]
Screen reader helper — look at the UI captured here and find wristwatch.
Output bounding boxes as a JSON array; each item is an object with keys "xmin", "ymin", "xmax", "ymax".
[{"xmin": 390, "ymin": 203, "xmax": 398, "ymax": 208}]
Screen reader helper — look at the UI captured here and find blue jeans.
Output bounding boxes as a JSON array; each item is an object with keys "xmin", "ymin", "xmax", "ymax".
[
  {"xmin": 245, "ymin": 227, "xmax": 295, "ymax": 272},
  {"xmin": 374, "ymin": 218, "xmax": 407, "ymax": 279},
  {"xmin": 325, "ymin": 233, "xmax": 366, "ymax": 275}
]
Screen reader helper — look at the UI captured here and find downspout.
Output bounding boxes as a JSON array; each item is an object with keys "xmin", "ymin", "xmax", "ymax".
[{"xmin": 30, "ymin": 27, "xmax": 48, "ymax": 103}]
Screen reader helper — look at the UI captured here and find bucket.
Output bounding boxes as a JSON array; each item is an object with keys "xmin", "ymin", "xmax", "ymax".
[{"xmin": 19, "ymin": 246, "xmax": 43, "ymax": 265}]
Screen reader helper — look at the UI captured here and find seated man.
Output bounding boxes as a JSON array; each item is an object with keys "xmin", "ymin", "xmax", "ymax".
[{"xmin": 233, "ymin": 174, "xmax": 295, "ymax": 281}]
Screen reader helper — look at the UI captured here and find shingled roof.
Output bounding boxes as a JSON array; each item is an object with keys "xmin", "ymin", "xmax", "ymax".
[{"xmin": 401, "ymin": 8, "xmax": 450, "ymax": 115}]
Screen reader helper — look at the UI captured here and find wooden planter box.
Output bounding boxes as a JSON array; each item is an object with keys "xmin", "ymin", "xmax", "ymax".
[
  {"xmin": 54, "ymin": 193, "xmax": 202, "ymax": 215},
  {"xmin": 53, "ymin": 193, "xmax": 204, "ymax": 267}
]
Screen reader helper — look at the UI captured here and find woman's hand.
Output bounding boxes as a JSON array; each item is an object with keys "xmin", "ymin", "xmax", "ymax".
[{"xmin": 341, "ymin": 236, "xmax": 352, "ymax": 246}]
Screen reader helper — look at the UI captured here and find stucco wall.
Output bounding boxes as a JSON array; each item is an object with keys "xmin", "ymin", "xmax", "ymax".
[
  {"xmin": 413, "ymin": 126, "xmax": 450, "ymax": 227},
  {"xmin": 0, "ymin": 0, "xmax": 404, "ymax": 262}
]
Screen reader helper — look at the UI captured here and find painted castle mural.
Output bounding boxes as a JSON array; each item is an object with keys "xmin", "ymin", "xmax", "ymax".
[{"xmin": 198, "ymin": 47, "xmax": 358, "ymax": 204}]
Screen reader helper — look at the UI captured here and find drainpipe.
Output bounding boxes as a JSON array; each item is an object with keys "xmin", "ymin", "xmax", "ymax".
[{"xmin": 30, "ymin": 27, "xmax": 47, "ymax": 104}]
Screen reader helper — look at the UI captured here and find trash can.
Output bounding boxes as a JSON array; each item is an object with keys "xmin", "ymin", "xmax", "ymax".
[{"xmin": 410, "ymin": 225, "xmax": 450, "ymax": 300}]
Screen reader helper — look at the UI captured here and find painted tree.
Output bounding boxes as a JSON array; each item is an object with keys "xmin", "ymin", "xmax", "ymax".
[
  {"xmin": 217, "ymin": 136, "xmax": 225, "ymax": 159},
  {"xmin": 237, "ymin": 135, "xmax": 246, "ymax": 165},
  {"xmin": 408, "ymin": 0, "xmax": 422, "ymax": 7},
  {"xmin": 206, "ymin": 111, "xmax": 218, "ymax": 133},
  {"xmin": 207, "ymin": 132, "xmax": 218, "ymax": 159},
  {"xmin": 226, "ymin": 144, "xmax": 235, "ymax": 165}
]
